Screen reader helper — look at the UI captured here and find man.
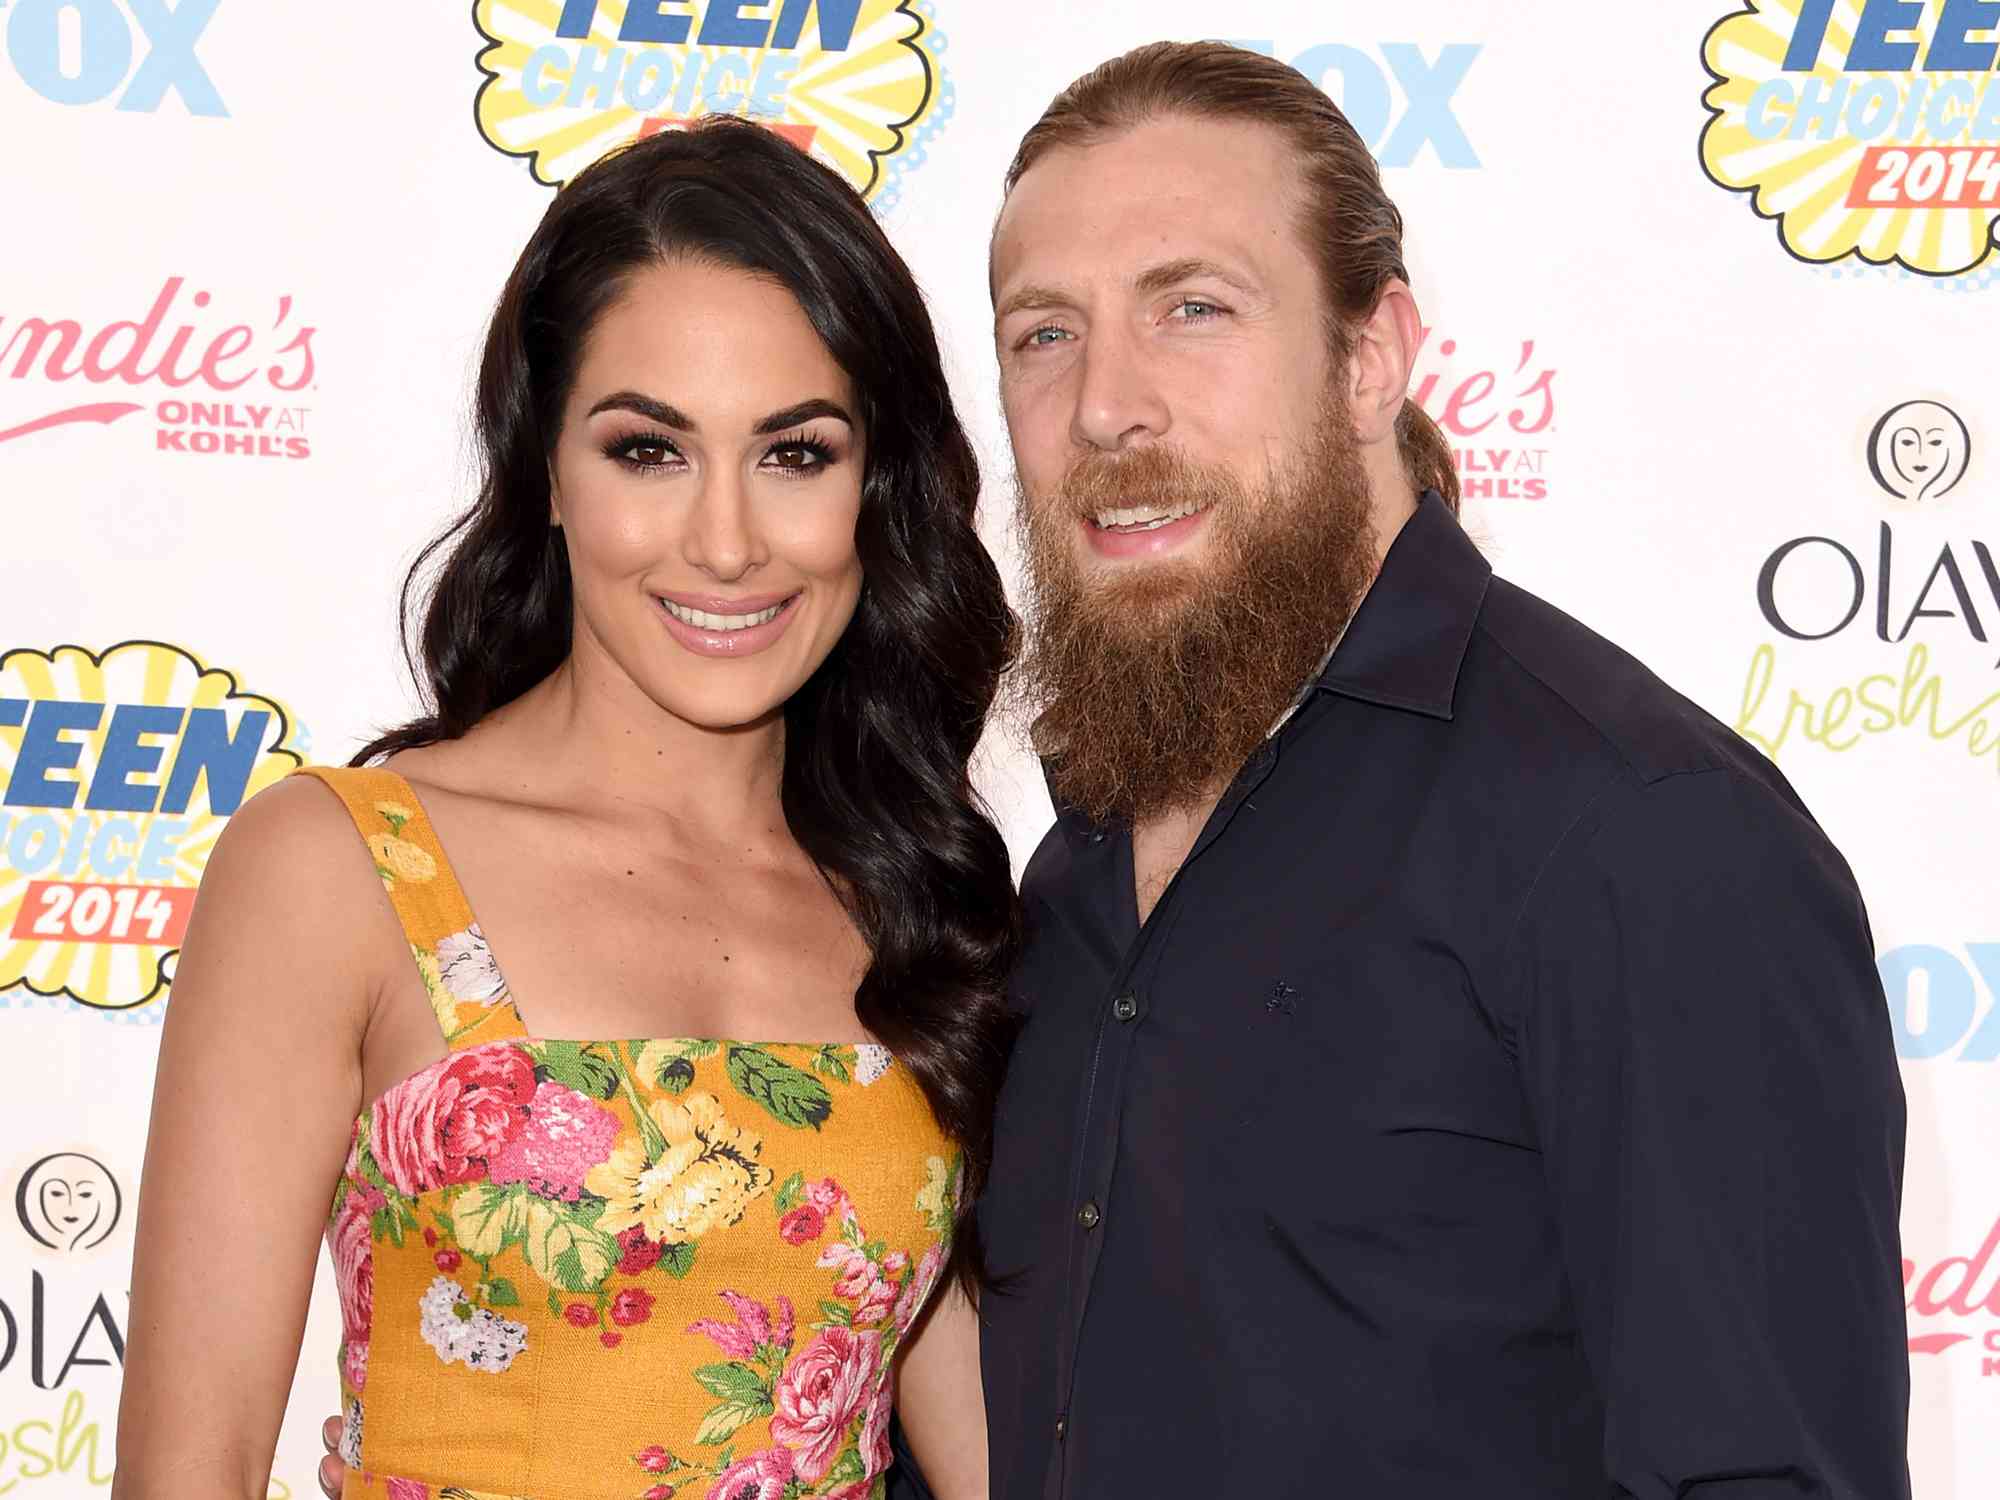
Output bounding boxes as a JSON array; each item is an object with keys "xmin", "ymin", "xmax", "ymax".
[
  {"xmin": 972, "ymin": 39, "xmax": 1908, "ymax": 1500},
  {"xmin": 316, "ymin": 39, "xmax": 1909, "ymax": 1499}
]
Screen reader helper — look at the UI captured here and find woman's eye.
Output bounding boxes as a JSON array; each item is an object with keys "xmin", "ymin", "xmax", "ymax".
[
  {"xmin": 763, "ymin": 438, "xmax": 834, "ymax": 475},
  {"xmin": 611, "ymin": 434, "xmax": 681, "ymax": 470}
]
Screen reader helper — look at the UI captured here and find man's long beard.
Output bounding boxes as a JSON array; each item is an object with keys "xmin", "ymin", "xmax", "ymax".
[{"xmin": 1010, "ymin": 400, "xmax": 1377, "ymax": 824}]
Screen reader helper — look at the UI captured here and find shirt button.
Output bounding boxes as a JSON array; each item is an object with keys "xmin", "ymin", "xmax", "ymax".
[
  {"xmin": 1077, "ymin": 1201, "xmax": 1102, "ymax": 1230},
  {"xmin": 1055, "ymin": 1415, "xmax": 1068, "ymax": 1440},
  {"xmin": 1111, "ymin": 993, "xmax": 1138, "ymax": 1022}
]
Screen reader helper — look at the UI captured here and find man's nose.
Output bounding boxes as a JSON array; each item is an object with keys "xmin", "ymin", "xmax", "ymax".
[{"xmin": 1071, "ymin": 324, "xmax": 1170, "ymax": 453}]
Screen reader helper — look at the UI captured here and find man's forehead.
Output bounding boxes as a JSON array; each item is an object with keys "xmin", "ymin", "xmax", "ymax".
[{"xmin": 992, "ymin": 115, "xmax": 1302, "ymax": 303}]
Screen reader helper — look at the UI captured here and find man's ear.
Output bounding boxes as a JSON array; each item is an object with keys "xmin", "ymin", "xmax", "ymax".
[{"xmin": 1346, "ymin": 279, "xmax": 1421, "ymax": 445}]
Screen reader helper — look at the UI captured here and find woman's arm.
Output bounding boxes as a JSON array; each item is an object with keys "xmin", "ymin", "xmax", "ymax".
[
  {"xmin": 113, "ymin": 780, "xmax": 380, "ymax": 1500},
  {"xmin": 893, "ymin": 1280, "xmax": 988, "ymax": 1500}
]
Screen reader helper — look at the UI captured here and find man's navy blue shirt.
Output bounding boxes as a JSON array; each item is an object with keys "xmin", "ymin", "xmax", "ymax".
[{"xmin": 972, "ymin": 493, "xmax": 1909, "ymax": 1499}]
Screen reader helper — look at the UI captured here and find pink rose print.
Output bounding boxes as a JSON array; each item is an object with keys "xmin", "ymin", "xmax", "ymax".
[
  {"xmin": 636, "ymin": 1446, "xmax": 673, "ymax": 1473},
  {"xmin": 690, "ymin": 1291, "xmax": 794, "ymax": 1361},
  {"xmin": 422, "ymin": 1228, "xmax": 437, "ymax": 1248},
  {"xmin": 487, "ymin": 1081, "xmax": 619, "ymax": 1202},
  {"xmin": 644, "ymin": 1488, "xmax": 676, "ymax": 1500},
  {"xmin": 384, "ymin": 1480, "xmax": 430, "ymax": 1500},
  {"xmin": 895, "ymin": 1245, "xmax": 945, "ymax": 1336},
  {"xmin": 860, "ymin": 1376, "xmax": 893, "ymax": 1475},
  {"xmin": 706, "ymin": 1446, "xmax": 793, "ymax": 1500},
  {"xmin": 818, "ymin": 1241, "xmax": 896, "ymax": 1325},
  {"xmin": 617, "ymin": 1225, "xmax": 665, "ymax": 1275},
  {"xmin": 370, "ymin": 1045, "xmax": 535, "ymax": 1196},
  {"xmin": 564, "ymin": 1302, "xmax": 598, "ymax": 1328},
  {"xmin": 770, "ymin": 1327, "xmax": 883, "ymax": 1482},
  {"xmin": 610, "ymin": 1287, "xmax": 655, "ymax": 1327},
  {"xmin": 342, "ymin": 1339, "xmax": 368, "ymax": 1393},
  {"xmin": 434, "ymin": 1250, "xmax": 461, "ymax": 1272},
  {"xmin": 601, "ymin": 1330, "xmax": 623, "ymax": 1349},
  {"xmin": 328, "ymin": 1198, "xmax": 372, "ymax": 1388},
  {"xmin": 777, "ymin": 1205, "xmax": 825, "ymax": 1245},
  {"xmin": 805, "ymin": 1177, "xmax": 852, "ymax": 1225}
]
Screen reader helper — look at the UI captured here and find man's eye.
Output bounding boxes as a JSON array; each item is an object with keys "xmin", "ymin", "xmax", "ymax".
[
  {"xmin": 1172, "ymin": 299, "xmax": 1224, "ymax": 321},
  {"xmin": 1025, "ymin": 325, "xmax": 1072, "ymax": 348}
]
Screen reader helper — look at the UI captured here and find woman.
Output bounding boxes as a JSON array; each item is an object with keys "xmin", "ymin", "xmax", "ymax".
[{"xmin": 114, "ymin": 117, "xmax": 1014, "ymax": 1500}]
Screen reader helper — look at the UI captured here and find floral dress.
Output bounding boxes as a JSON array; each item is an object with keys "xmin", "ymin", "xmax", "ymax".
[{"xmin": 302, "ymin": 768, "xmax": 960, "ymax": 1500}]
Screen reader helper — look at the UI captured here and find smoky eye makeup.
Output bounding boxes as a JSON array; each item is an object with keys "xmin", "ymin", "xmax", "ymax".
[{"xmin": 600, "ymin": 429, "xmax": 683, "ymax": 472}]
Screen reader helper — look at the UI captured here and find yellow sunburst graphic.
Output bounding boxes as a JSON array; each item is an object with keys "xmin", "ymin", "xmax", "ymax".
[
  {"xmin": 473, "ymin": 0, "xmax": 942, "ymax": 200},
  {"xmin": 0, "ymin": 641, "xmax": 302, "ymax": 1011},
  {"xmin": 1700, "ymin": 0, "xmax": 2000, "ymax": 277}
]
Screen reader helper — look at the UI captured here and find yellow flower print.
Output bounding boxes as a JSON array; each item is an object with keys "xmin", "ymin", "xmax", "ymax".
[
  {"xmin": 373, "ymin": 800, "xmax": 416, "ymax": 833},
  {"xmin": 586, "ymin": 1092, "xmax": 773, "ymax": 1244},
  {"xmin": 915, "ymin": 1155, "xmax": 956, "ymax": 1234},
  {"xmin": 368, "ymin": 832, "xmax": 437, "ymax": 885},
  {"xmin": 412, "ymin": 946, "xmax": 459, "ymax": 1035}
]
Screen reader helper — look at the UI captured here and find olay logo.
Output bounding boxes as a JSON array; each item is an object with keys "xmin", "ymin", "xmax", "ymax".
[{"xmin": 0, "ymin": 277, "xmax": 315, "ymax": 457}]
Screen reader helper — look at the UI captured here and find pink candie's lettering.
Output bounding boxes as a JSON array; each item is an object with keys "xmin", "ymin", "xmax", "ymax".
[
  {"xmin": 0, "ymin": 278, "xmax": 317, "ymax": 458},
  {"xmin": 1409, "ymin": 329, "xmax": 1557, "ymax": 502},
  {"xmin": 1903, "ymin": 1217, "xmax": 2000, "ymax": 1362}
]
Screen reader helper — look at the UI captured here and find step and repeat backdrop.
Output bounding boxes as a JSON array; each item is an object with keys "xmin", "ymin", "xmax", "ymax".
[{"xmin": 1, "ymin": 1, "xmax": 1994, "ymax": 1495}]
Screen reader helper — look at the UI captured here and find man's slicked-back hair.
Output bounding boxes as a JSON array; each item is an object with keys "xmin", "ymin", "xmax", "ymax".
[{"xmin": 1003, "ymin": 40, "xmax": 1459, "ymax": 514}]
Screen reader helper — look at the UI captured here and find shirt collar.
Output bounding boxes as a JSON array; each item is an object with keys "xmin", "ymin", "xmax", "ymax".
[{"xmin": 1310, "ymin": 488, "xmax": 1491, "ymax": 722}]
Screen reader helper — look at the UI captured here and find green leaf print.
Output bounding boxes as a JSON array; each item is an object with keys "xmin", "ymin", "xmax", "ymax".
[
  {"xmin": 521, "ymin": 1198, "xmax": 618, "ymax": 1293},
  {"xmin": 695, "ymin": 1397, "xmax": 774, "ymax": 1448},
  {"xmin": 451, "ymin": 1184, "xmax": 532, "ymax": 1258},
  {"xmin": 826, "ymin": 1448, "xmax": 867, "ymax": 1486},
  {"xmin": 693, "ymin": 1362, "xmax": 772, "ymax": 1404},
  {"xmin": 547, "ymin": 1287, "xmax": 565, "ymax": 1319},
  {"xmin": 812, "ymin": 1044, "xmax": 856, "ymax": 1083},
  {"xmin": 819, "ymin": 1299, "xmax": 854, "ymax": 1327},
  {"xmin": 484, "ymin": 1278, "xmax": 520, "ymax": 1308},
  {"xmin": 725, "ymin": 1046, "xmax": 833, "ymax": 1130},
  {"xmin": 660, "ymin": 1242, "xmax": 697, "ymax": 1279},
  {"xmin": 775, "ymin": 1172, "xmax": 806, "ymax": 1214},
  {"xmin": 633, "ymin": 1038, "xmax": 716, "ymax": 1094},
  {"xmin": 532, "ymin": 1040, "xmax": 621, "ymax": 1100}
]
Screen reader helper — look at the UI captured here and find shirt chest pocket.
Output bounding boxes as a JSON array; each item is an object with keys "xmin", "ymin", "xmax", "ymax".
[{"xmin": 1132, "ymin": 934, "xmax": 1539, "ymax": 1227}]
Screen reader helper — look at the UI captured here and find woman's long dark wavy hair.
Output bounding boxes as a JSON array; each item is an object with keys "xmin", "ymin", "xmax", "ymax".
[{"xmin": 357, "ymin": 118, "xmax": 1020, "ymax": 1289}]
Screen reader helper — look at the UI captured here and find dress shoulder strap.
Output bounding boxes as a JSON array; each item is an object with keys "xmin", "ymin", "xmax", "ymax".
[{"xmin": 292, "ymin": 765, "xmax": 529, "ymax": 1050}]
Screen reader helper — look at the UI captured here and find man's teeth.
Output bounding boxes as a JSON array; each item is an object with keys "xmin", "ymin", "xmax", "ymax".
[
  {"xmin": 1092, "ymin": 501, "xmax": 1203, "ymax": 532},
  {"xmin": 661, "ymin": 600, "xmax": 785, "ymax": 631}
]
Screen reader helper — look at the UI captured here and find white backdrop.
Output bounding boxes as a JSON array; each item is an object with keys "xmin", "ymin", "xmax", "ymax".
[{"xmin": 2, "ymin": 2, "xmax": 1994, "ymax": 1495}]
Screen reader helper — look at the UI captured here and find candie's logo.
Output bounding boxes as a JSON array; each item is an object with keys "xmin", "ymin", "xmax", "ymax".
[
  {"xmin": 1906, "ymin": 1217, "xmax": 2000, "ymax": 1371},
  {"xmin": 0, "ymin": 642, "xmax": 302, "ymax": 1012},
  {"xmin": 1409, "ymin": 330, "xmax": 1558, "ymax": 501},
  {"xmin": 0, "ymin": 277, "xmax": 317, "ymax": 458},
  {"xmin": 473, "ymin": 0, "xmax": 951, "ymax": 206},
  {"xmin": 1700, "ymin": 0, "xmax": 2000, "ymax": 281},
  {"xmin": 1868, "ymin": 398, "xmax": 1972, "ymax": 500},
  {"xmin": 14, "ymin": 1154, "xmax": 122, "ymax": 1256}
]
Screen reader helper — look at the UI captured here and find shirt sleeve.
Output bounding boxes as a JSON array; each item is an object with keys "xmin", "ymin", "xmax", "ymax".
[{"xmin": 1513, "ymin": 766, "xmax": 1910, "ymax": 1500}]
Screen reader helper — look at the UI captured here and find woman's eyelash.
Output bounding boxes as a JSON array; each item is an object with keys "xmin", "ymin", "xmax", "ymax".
[
  {"xmin": 602, "ymin": 430, "xmax": 681, "ymax": 468},
  {"xmin": 767, "ymin": 432, "xmax": 835, "ymax": 459}
]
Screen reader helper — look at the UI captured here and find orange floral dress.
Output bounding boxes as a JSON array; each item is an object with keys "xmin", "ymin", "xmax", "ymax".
[{"xmin": 300, "ymin": 768, "xmax": 960, "ymax": 1500}]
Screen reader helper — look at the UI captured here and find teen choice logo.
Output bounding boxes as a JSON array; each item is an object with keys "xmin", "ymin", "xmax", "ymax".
[
  {"xmin": 1700, "ymin": 0, "xmax": 2000, "ymax": 281},
  {"xmin": 473, "ymin": 0, "xmax": 951, "ymax": 207},
  {"xmin": 0, "ymin": 641, "xmax": 302, "ymax": 1013}
]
